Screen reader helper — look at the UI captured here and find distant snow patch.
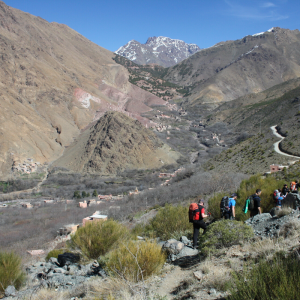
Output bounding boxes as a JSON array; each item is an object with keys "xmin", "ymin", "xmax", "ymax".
[{"xmin": 252, "ymin": 32, "xmax": 264, "ymax": 37}]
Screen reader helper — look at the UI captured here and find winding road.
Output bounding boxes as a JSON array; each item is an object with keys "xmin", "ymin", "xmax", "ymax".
[{"xmin": 270, "ymin": 125, "xmax": 300, "ymax": 160}]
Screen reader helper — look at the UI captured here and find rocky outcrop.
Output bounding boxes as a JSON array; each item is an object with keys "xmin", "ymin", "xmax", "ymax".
[
  {"xmin": 245, "ymin": 210, "xmax": 300, "ymax": 238},
  {"xmin": 161, "ymin": 236, "xmax": 199, "ymax": 262},
  {"xmin": 3, "ymin": 254, "xmax": 106, "ymax": 299}
]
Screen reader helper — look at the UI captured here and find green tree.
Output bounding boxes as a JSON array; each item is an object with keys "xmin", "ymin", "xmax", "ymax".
[
  {"xmin": 82, "ymin": 191, "xmax": 87, "ymax": 198},
  {"xmin": 92, "ymin": 189, "xmax": 98, "ymax": 197},
  {"xmin": 73, "ymin": 190, "xmax": 81, "ymax": 199}
]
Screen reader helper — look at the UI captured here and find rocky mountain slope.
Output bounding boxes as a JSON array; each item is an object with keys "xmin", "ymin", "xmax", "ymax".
[
  {"xmin": 113, "ymin": 54, "xmax": 188, "ymax": 101},
  {"xmin": 115, "ymin": 36, "xmax": 200, "ymax": 67},
  {"xmin": 52, "ymin": 111, "xmax": 180, "ymax": 174},
  {"xmin": 204, "ymin": 78, "xmax": 300, "ymax": 174},
  {"xmin": 0, "ymin": 1, "xmax": 166, "ymax": 179},
  {"xmin": 164, "ymin": 27, "xmax": 300, "ymax": 105}
]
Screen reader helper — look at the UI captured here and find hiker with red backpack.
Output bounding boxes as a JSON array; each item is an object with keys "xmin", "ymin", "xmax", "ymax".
[{"xmin": 189, "ymin": 199, "xmax": 209, "ymax": 249}]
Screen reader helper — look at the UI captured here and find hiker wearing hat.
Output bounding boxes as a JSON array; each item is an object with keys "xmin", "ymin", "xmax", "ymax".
[
  {"xmin": 192, "ymin": 199, "xmax": 208, "ymax": 249},
  {"xmin": 225, "ymin": 193, "xmax": 237, "ymax": 220}
]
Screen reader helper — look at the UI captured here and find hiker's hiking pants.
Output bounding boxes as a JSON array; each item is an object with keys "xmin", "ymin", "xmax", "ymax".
[{"xmin": 193, "ymin": 220, "xmax": 207, "ymax": 248}]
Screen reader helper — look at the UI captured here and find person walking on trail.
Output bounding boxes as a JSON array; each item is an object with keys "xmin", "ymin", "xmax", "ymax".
[
  {"xmin": 273, "ymin": 189, "xmax": 283, "ymax": 208},
  {"xmin": 282, "ymin": 184, "xmax": 289, "ymax": 196},
  {"xmin": 224, "ymin": 193, "xmax": 237, "ymax": 220},
  {"xmin": 250, "ymin": 189, "xmax": 262, "ymax": 217},
  {"xmin": 192, "ymin": 199, "xmax": 208, "ymax": 249}
]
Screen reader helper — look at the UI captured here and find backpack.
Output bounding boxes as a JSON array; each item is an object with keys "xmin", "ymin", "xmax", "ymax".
[
  {"xmin": 290, "ymin": 182, "xmax": 296, "ymax": 191},
  {"xmin": 188, "ymin": 203, "xmax": 203, "ymax": 223},
  {"xmin": 248, "ymin": 195, "xmax": 255, "ymax": 211},
  {"xmin": 220, "ymin": 196, "xmax": 229, "ymax": 214}
]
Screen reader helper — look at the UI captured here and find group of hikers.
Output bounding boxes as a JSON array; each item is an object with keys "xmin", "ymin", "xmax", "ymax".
[
  {"xmin": 189, "ymin": 189, "xmax": 262, "ymax": 249},
  {"xmin": 190, "ymin": 180, "xmax": 300, "ymax": 248},
  {"xmin": 273, "ymin": 181, "xmax": 299, "ymax": 208}
]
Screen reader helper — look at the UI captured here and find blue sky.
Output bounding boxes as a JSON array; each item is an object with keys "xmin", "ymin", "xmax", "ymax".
[{"xmin": 4, "ymin": 0, "xmax": 300, "ymax": 52}]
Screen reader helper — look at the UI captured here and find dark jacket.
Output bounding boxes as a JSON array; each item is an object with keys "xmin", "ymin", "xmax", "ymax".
[
  {"xmin": 282, "ymin": 187, "xmax": 289, "ymax": 196},
  {"xmin": 253, "ymin": 194, "xmax": 261, "ymax": 210}
]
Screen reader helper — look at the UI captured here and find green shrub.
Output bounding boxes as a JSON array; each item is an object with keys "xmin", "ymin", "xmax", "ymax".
[
  {"xmin": 233, "ymin": 174, "xmax": 285, "ymax": 220},
  {"xmin": 200, "ymin": 220, "xmax": 254, "ymax": 256},
  {"xmin": 73, "ymin": 190, "xmax": 81, "ymax": 199},
  {"xmin": 146, "ymin": 204, "xmax": 191, "ymax": 240},
  {"xmin": 208, "ymin": 192, "xmax": 225, "ymax": 220},
  {"xmin": 92, "ymin": 189, "xmax": 98, "ymax": 197},
  {"xmin": 0, "ymin": 252, "xmax": 25, "ymax": 293},
  {"xmin": 45, "ymin": 249, "xmax": 65, "ymax": 262},
  {"xmin": 229, "ymin": 256, "xmax": 300, "ymax": 300},
  {"xmin": 69, "ymin": 220, "xmax": 129, "ymax": 259},
  {"xmin": 105, "ymin": 240, "xmax": 166, "ymax": 282}
]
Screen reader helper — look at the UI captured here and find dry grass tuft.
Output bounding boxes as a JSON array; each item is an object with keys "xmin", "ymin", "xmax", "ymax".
[
  {"xmin": 21, "ymin": 289, "xmax": 68, "ymax": 300},
  {"xmin": 85, "ymin": 276, "xmax": 161, "ymax": 300},
  {"xmin": 279, "ymin": 219, "xmax": 300, "ymax": 238},
  {"xmin": 198, "ymin": 259, "xmax": 231, "ymax": 291},
  {"xmin": 276, "ymin": 207, "xmax": 292, "ymax": 218},
  {"xmin": 105, "ymin": 239, "xmax": 166, "ymax": 283},
  {"xmin": 69, "ymin": 219, "xmax": 129, "ymax": 259}
]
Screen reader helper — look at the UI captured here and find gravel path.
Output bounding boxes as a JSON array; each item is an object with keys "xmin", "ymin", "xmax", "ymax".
[{"xmin": 270, "ymin": 125, "xmax": 300, "ymax": 160}]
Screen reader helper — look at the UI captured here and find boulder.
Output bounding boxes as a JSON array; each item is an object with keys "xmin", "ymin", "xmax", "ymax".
[
  {"xmin": 48, "ymin": 257, "xmax": 58, "ymax": 264},
  {"xmin": 162, "ymin": 239, "xmax": 184, "ymax": 255},
  {"xmin": 193, "ymin": 271, "xmax": 203, "ymax": 280},
  {"xmin": 57, "ymin": 253, "xmax": 80, "ymax": 267},
  {"xmin": 5, "ymin": 285, "xmax": 17, "ymax": 297},
  {"xmin": 180, "ymin": 236, "xmax": 192, "ymax": 247}
]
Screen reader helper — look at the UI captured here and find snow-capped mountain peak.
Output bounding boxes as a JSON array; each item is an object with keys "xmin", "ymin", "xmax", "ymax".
[{"xmin": 115, "ymin": 36, "xmax": 200, "ymax": 67}]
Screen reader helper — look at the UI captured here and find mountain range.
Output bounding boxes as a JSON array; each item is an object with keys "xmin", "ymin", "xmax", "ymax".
[
  {"xmin": 115, "ymin": 36, "xmax": 200, "ymax": 67},
  {"xmin": 1, "ymin": 0, "xmax": 300, "ymax": 179}
]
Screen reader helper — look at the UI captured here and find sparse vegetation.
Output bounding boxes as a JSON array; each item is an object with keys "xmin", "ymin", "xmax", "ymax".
[
  {"xmin": 144, "ymin": 204, "xmax": 191, "ymax": 240},
  {"xmin": 45, "ymin": 249, "xmax": 65, "ymax": 262},
  {"xmin": 200, "ymin": 220, "xmax": 254, "ymax": 256},
  {"xmin": 230, "ymin": 255, "xmax": 300, "ymax": 300},
  {"xmin": 105, "ymin": 239, "xmax": 166, "ymax": 282},
  {"xmin": 69, "ymin": 220, "xmax": 129, "ymax": 259},
  {"xmin": 0, "ymin": 251, "xmax": 25, "ymax": 293}
]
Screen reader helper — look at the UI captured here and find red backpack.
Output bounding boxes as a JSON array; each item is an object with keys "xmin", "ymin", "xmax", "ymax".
[
  {"xmin": 291, "ymin": 182, "xmax": 296, "ymax": 191},
  {"xmin": 189, "ymin": 203, "xmax": 203, "ymax": 223}
]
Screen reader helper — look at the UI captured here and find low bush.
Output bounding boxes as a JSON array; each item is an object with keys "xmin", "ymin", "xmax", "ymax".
[
  {"xmin": 0, "ymin": 251, "xmax": 25, "ymax": 293},
  {"xmin": 208, "ymin": 192, "xmax": 225, "ymax": 220},
  {"xmin": 45, "ymin": 249, "xmax": 65, "ymax": 262},
  {"xmin": 237, "ymin": 174, "xmax": 285, "ymax": 218},
  {"xmin": 69, "ymin": 220, "xmax": 129, "ymax": 259},
  {"xmin": 105, "ymin": 240, "xmax": 166, "ymax": 282},
  {"xmin": 145, "ymin": 204, "xmax": 191, "ymax": 240},
  {"xmin": 229, "ymin": 256, "xmax": 300, "ymax": 300},
  {"xmin": 200, "ymin": 220, "xmax": 254, "ymax": 256}
]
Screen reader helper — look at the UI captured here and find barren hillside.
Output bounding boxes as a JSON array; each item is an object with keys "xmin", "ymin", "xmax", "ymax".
[
  {"xmin": 0, "ymin": 1, "xmax": 165, "ymax": 178},
  {"xmin": 52, "ymin": 111, "xmax": 180, "ymax": 174}
]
